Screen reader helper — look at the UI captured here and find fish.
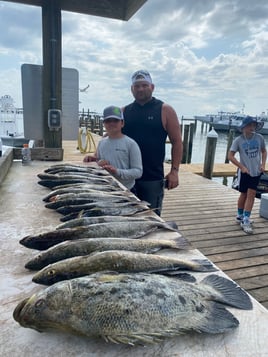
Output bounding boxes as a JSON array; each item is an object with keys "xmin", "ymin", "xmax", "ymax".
[
  {"xmin": 49, "ymin": 182, "xmax": 122, "ymax": 192},
  {"xmin": 25, "ymin": 236, "xmax": 190, "ymax": 270},
  {"xmin": 55, "ymin": 215, "xmax": 160, "ymax": 229},
  {"xmin": 38, "ymin": 172, "xmax": 111, "ymax": 181},
  {"xmin": 19, "ymin": 220, "xmax": 179, "ymax": 250},
  {"xmin": 56, "ymin": 200, "xmax": 150, "ymax": 216},
  {"xmin": 13, "ymin": 272, "xmax": 253, "ymax": 345},
  {"xmin": 44, "ymin": 164, "xmax": 109, "ymax": 176},
  {"xmin": 31, "ymin": 250, "xmax": 216, "ymax": 285},
  {"xmin": 38, "ymin": 176, "xmax": 119, "ymax": 189},
  {"xmin": 44, "ymin": 193, "xmax": 136, "ymax": 210},
  {"xmin": 59, "ymin": 204, "xmax": 151, "ymax": 221},
  {"xmin": 42, "ymin": 186, "xmax": 129, "ymax": 202}
]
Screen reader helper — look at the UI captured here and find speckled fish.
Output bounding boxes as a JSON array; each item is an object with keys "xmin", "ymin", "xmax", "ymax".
[
  {"xmin": 42, "ymin": 186, "xmax": 128, "ymax": 202},
  {"xmin": 59, "ymin": 204, "xmax": 151, "ymax": 221},
  {"xmin": 19, "ymin": 220, "xmax": 178, "ymax": 250},
  {"xmin": 44, "ymin": 164, "xmax": 109, "ymax": 176},
  {"xmin": 25, "ymin": 236, "xmax": 190, "ymax": 270},
  {"xmin": 13, "ymin": 272, "xmax": 253, "ymax": 345},
  {"xmin": 56, "ymin": 200, "xmax": 150, "ymax": 216},
  {"xmin": 55, "ymin": 215, "xmax": 160, "ymax": 229},
  {"xmin": 38, "ymin": 175, "xmax": 119, "ymax": 189},
  {"xmin": 32, "ymin": 250, "xmax": 216, "ymax": 285},
  {"xmin": 50, "ymin": 182, "xmax": 122, "ymax": 192},
  {"xmin": 45, "ymin": 193, "xmax": 136, "ymax": 210}
]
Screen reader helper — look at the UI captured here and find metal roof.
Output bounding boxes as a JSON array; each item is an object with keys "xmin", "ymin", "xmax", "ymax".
[{"xmin": 3, "ymin": 0, "xmax": 147, "ymax": 21}]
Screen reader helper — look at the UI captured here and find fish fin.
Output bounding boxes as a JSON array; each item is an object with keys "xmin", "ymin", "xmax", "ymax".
[
  {"xmin": 103, "ymin": 333, "xmax": 164, "ymax": 345},
  {"xmin": 165, "ymin": 221, "xmax": 179, "ymax": 230},
  {"xmin": 158, "ymin": 222, "xmax": 179, "ymax": 232},
  {"xmin": 201, "ymin": 274, "xmax": 253, "ymax": 310},
  {"xmin": 194, "ymin": 301, "xmax": 239, "ymax": 334},
  {"xmin": 160, "ymin": 272, "xmax": 197, "ymax": 283},
  {"xmin": 190, "ymin": 259, "xmax": 218, "ymax": 272}
]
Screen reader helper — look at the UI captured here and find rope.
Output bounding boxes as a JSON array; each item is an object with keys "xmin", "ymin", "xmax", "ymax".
[{"xmin": 77, "ymin": 127, "xmax": 97, "ymax": 154}]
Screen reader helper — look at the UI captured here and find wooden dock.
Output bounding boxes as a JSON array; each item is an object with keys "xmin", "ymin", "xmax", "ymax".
[{"xmin": 162, "ymin": 164, "xmax": 268, "ymax": 309}]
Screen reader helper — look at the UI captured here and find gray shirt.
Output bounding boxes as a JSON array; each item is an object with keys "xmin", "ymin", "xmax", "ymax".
[
  {"xmin": 230, "ymin": 133, "xmax": 266, "ymax": 176},
  {"xmin": 97, "ymin": 135, "xmax": 142, "ymax": 189}
]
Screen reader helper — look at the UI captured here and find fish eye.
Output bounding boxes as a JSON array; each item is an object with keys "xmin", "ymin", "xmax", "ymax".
[
  {"xmin": 35, "ymin": 299, "xmax": 45, "ymax": 311},
  {"xmin": 48, "ymin": 269, "xmax": 56, "ymax": 276}
]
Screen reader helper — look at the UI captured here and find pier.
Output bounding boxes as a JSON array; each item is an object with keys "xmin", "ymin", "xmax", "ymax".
[{"xmin": 1, "ymin": 137, "xmax": 268, "ymax": 356}]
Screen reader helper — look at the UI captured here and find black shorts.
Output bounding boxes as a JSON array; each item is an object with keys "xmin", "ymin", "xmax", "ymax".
[{"xmin": 239, "ymin": 172, "xmax": 261, "ymax": 193}]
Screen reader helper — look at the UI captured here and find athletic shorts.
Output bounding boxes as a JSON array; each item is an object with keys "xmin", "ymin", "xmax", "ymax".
[{"xmin": 239, "ymin": 172, "xmax": 261, "ymax": 193}]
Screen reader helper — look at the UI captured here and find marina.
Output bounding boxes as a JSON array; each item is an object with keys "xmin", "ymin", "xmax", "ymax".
[
  {"xmin": 1, "ymin": 138, "xmax": 268, "ymax": 356},
  {"xmin": 194, "ymin": 110, "xmax": 268, "ymax": 135}
]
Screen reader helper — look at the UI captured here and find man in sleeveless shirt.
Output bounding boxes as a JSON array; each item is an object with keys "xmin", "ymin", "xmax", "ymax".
[{"xmin": 122, "ymin": 70, "xmax": 183, "ymax": 216}]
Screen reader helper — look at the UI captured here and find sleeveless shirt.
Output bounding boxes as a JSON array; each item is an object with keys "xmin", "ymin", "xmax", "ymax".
[{"xmin": 123, "ymin": 97, "xmax": 167, "ymax": 180}]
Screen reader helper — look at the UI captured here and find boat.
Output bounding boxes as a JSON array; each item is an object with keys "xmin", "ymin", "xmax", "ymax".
[
  {"xmin": 194, "ymin": 110, "xmax": 268, "ymax": 135},
  {"xmin": 0, "ymin": 95, "xmax": 25, "ymax": 146}
]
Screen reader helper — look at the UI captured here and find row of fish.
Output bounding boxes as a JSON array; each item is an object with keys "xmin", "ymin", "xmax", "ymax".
[{"xmin": 14, "ymin": 163, "xmax": 253, "ymax": 346}]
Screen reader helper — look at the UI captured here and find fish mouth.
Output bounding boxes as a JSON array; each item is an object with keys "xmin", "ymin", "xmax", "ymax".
[{"xmin": 13, "ymin": 297, "xmax": 30, "ymax": 323}]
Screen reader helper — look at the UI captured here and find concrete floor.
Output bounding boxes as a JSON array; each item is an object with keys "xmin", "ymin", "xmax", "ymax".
[{"xmin": 1, "ymin": 160, "xmax": 268, "ymax": 356}]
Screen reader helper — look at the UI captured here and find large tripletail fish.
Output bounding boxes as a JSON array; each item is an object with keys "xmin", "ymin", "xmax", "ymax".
[
  {"xmin": 31, "ymin": 250, "xmax": 216, "ymax": 285},
  {"xmin": 59, "ymin": 204, "xmax": 151, "ymax": 221},
  {"xmin": 13, "ymin": 272, "xmax": 253, "ymax": 345},
  {"xmin": 19, "ymin": 221, "xmax": 179, "ymax": 250},
  {"xmin": 25, "ymin": 236, "xmax": 190, "ymax": 270}
]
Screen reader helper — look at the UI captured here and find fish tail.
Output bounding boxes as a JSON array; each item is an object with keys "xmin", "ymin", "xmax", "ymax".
[{"xmin": 202, "ymin": 274, "xmax": 253, "ymax": 310}]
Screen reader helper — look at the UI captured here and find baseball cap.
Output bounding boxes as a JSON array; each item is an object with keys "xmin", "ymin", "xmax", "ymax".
[
  {"xmin": 131, "ymin": 70, "xmax": 152, "ymax": 84},
  {"xmin": 238, "ymin": 115, "xmax": 264, "ymax": 132},
  {"xmin": 103, "ymin": 106, "xmax": 124, "ymax": 121}
]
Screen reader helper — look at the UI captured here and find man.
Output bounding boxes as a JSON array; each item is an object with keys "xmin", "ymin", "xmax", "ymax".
[
  {"xmin": 122, "ymin": 70, "xmax": 183, "ymax": 216},
  {"xmin": 228, "ymin": 116, "xmax": 267, "ymax": 234}
]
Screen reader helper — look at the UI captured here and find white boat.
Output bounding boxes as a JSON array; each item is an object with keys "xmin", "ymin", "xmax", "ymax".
[
  {"xmin": 0, "ymin": 95, "xmax": 24, "ymax": 138},
  {"xmin": 194, "ymin": 111, "xmax": 268, "ymax": 135}
]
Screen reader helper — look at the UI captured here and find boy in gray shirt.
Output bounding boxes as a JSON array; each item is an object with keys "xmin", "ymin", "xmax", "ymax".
[
  {"xmin": 83, "ymin": 105, "xmax": 142, "ymax": 190},
  {"xmin": 228, "ymin": 116, "xmax": 267, "ymax": 234}
]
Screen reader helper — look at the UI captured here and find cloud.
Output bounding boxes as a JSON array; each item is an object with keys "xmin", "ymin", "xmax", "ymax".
[{"xmin": 1, "ymin": 0, "xmax": 268, "ymax": 116}]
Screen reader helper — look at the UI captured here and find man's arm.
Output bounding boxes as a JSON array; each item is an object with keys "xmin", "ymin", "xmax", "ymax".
[{"xmin": 162, "ymin": 103, "xmax": 183, "ymax": 189}]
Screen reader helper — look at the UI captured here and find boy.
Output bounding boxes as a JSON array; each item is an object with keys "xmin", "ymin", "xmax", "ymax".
[
  {"xmin": 228, "ymin": 116, "xmax": 267, "ymax": 234},
  {"xmin": 83, "ymin": 105, "xmax": 142, "ymax": 190}
]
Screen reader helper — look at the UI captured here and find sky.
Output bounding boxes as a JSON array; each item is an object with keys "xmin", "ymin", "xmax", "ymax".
[{"xmin": 1, "ymin": 0, "xmax": 268, "ymax": 118}]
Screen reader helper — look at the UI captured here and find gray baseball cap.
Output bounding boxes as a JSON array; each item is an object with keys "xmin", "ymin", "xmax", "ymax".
[{"xmin": 103, "ymin": 106, "xmax": 124, "ymax": 121}]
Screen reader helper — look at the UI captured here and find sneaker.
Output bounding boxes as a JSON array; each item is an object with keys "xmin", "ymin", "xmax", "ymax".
[
  {"xmin": 236, "ymin": 215, "xmax": 243, "ymax": 223},
  {"xmin": 236, "ymin": 216, "xmax": 254, "ymax": 224},
  {"xmin": 240, "ymin": 221, "xmax": 253, "ymax": 234}
]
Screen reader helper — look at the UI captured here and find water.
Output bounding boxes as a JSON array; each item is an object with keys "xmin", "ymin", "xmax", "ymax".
[{"xmin": 165, "ymin": 120, "xmax": 268, "ymax": 187}]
